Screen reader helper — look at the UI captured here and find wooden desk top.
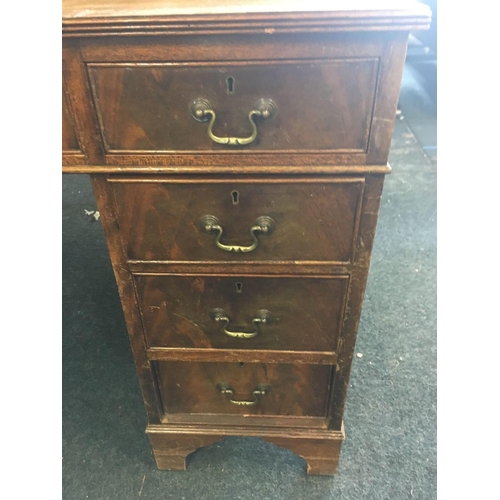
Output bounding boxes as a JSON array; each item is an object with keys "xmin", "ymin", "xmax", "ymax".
[{"xmin": 63, "ymin": 0, "xmax": 431, "ymax": 36}]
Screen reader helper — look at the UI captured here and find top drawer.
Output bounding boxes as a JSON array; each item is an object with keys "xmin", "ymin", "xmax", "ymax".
[
  {"xmin": 63, "ymin": 33, "xmax": 409, "ymax": 169},
  {"xmin": 88, "ymin": 59, "xmax": 378, "ymax": 154}
]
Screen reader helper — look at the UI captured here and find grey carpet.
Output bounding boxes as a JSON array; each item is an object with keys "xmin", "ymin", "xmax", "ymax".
[{"xmin": 62, "ymin": 64, "xmax": 437, "ymax": 499}]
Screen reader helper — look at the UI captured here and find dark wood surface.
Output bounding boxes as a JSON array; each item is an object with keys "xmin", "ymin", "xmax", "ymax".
[
  {"xmin": 329, "ymin": 174, "xmax": 385, "ymax": 429},
  {"xmin": 62, "ymin": 88, "xmax": 80, "ymax": 152},
  {"xmin": 146, "ymin": 347, "xmax": 337, "ymax": 365},
  {"xmin": 135, "ymin": 274, "xmax": 348, "ymax": 352},
  {"xmin": 63, "ymin": 40, "xmax": 104, "ymax": 165},
  {"xmin": 155, "ymin": 361, "xmax": 332, "ymax": 418},
  {"xmin": 89, "ymin": 170, "xmax": 386, "ymax": 473},
  {"xmin": 146, "ymin": 423, "xmax": 344, "ymax": 475},
  {"xmin": 110, "ymin": 177, "xmax": 364, "ymax": 263},
  {"xmin": 91, "ymin": 173, "xmax": 384, "ymax": 423},
  {"xmin": 64, "ymin": 1, "xmax": 429, "ymax": 475},
  {"xmin": 62, "ymin": 0, "xmax": 431, "ymax": 37},
  {"xmin": 91, "ymin": 175, "xmax": 163, "ymax": 424},
  {"xmin": 62, "ymin": 59, "xmax": 86, "ymax": 165},
  {"xmin": 89, "ymin": 59, "xmax": 378, "ymax": 153},
  {"xmin": 63, "ymin": 32, "xmax": 410, "ymax": 170}
]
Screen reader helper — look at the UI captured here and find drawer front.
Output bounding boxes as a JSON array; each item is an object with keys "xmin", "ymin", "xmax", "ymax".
[
  {"xmin": 155, "ymin": 361, "xmax": 333, "ymax": 419},
  {"xmin": 135, "ymin": 275, "xmax": 348, "ymax": 351},
  {"xmin": 89, "ymin": 59, "xmax": 378, "ymax": 154},
  {"xmin": 110, "ymin": 178, "xmax": 364, "ymax": 263}
]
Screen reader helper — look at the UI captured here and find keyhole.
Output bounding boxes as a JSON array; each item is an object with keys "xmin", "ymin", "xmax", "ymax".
[
  {"xmin": 231, "ymin": 190, "xmax": 239, "ymax": 205},
  {"xmin": 235, "ymin": 282, "xmax": 243, "ymax": 293},
  {"xmin": 227, "ymin": 76, "xmax": 235, "ymax": 94},
  {"xmin": 239, "ymin": 362, "xmax": 245, "ymax": 368}
]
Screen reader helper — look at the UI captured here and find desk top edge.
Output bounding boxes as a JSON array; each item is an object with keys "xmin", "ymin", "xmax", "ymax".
[{"xmin": 63, "ymin": 0, "xmax": 431, "ymax": 34}]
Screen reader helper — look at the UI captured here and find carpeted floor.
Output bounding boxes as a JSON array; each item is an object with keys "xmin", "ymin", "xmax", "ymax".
[{"xmin": 62, "ymin": 63, "xmax": 437, "ymax": 499}]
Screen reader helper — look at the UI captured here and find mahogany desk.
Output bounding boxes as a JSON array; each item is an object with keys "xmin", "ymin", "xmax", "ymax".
[{"xmin": 62, "ymin": 0, "xmax": 430, "ymax": 475}]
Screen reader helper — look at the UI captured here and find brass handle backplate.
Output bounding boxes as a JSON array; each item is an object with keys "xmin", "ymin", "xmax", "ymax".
[
  {"xmin": 199, "ymin": 215, "xmax": 275, "ymax": 253},
  {"xmin": 210, "ymin": 308, "xmax": 271, "ymax": 339},
  {"xmin": 217, "ymin": 383, "xmax": 270, "ymax": 406},
  {"xmin": 190, "ymin": 98, "xmax": 277, "ymax": 146}
]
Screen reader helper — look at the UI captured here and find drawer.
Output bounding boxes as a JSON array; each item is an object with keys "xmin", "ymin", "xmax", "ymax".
[
  {"xmin": 110, "ymin": 177, "xmax": 364, "ymax": 263},
  {"xmin": 155, "ymin": 361, "xmax": 333, "ymax": 425},
  {"xmin": 135, "ymin": 275, "xmax": 348, "ymax": 352},
  {"xmin": 88, "ymin": 59, "xmax": 378, "ymax": 154}
]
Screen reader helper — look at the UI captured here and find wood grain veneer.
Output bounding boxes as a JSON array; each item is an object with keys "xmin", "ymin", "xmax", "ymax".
[{"xmin": 63, "ymin": 0, "xmax": 430, "ymax": 475}]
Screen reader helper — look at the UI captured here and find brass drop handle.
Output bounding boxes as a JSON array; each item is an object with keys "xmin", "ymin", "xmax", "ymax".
[
  {"xmin": 199, "ymin": 215, "xmax": 275, "ymax": 253},
  {"xmin": 190, "ymin": 98, "xmax": 277, "ymax": 146},
  {"xmin": 217, "ymin": 383, "xmax": 270, "ymax": 406},
  {"xmin": 210, "ymin": 308, "xmax": 271, "ymax": 339}
]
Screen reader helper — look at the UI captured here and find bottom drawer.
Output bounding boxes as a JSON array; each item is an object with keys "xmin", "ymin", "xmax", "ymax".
[{"xmin": 154, "ymin": 361, "xmax": 334, "ymax": 428}]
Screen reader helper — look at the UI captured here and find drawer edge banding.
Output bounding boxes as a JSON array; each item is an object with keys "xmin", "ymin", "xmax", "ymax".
[
  {"xmin": 63, "ymin": 165, "xmax": 392, "ymax": 174},
  {"xmin": 128, "ymin": 263, "xmax": 352, "ymax": 275},
  {"xmin": 146, "ymin": 422, "xmax": 345, "ymax": 439},
  {"xmin": 107, "ymin": 176, "xmax": 368, "ymax": 183},
  {"xmin": 147, "ymin": 348, "xmax": 338, "ymax": 365}
]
